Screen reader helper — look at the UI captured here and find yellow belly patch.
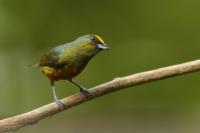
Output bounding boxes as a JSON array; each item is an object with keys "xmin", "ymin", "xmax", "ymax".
[
  {"xmin": 40, "ymin": 66, "xmax": 80, "ymax": 80},
  {"xmin": 41, "ymin": 66, "xmax": 56, "ymax": 76}
]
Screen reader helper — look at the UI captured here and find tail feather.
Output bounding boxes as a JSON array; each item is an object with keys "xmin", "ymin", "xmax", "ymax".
[{"xmin": 28, "ymin": 63, "xmax": 39, "ymax": 68}]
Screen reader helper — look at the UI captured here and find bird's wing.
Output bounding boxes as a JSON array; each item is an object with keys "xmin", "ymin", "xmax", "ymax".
[
  {"xmin": 39, "ymin": 44, "xmax": 65, "ymax": 67},
  {"xmin": 39, "ymin": 50, "xmax": 60, "ymax": 68},
  {"xmin": 39, "ymin": 42, "xmax": 74, "ymax": 68}
]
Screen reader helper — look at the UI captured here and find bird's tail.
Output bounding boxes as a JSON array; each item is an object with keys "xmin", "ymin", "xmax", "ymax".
[{"xmin": 28, "ymin": 63, "xmax": 39, "ymax": 68}]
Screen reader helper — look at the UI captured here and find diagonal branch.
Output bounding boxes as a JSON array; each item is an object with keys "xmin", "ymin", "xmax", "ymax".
[{"xmin": 1, "ymin": 59, "xmax": 200, "ymax": 132}]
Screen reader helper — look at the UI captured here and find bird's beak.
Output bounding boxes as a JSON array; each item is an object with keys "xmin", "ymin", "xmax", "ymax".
[{"xmin": 97, "ymin": 44, "xmax": 109, "ymax": 50}]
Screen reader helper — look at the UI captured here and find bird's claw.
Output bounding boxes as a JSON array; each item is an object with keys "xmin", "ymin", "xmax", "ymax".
[
  {"xmin": 81, "ymin": 88, "xmax": 92, "ymax": 98},
  {"xmin": 54, "ymin": 98, "xmax": 65, "ymax": 111}
]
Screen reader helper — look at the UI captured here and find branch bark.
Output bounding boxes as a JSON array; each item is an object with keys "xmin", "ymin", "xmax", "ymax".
[{"xmin": 1, "ymin": 59, "xmax": 200, "ymax": 132}]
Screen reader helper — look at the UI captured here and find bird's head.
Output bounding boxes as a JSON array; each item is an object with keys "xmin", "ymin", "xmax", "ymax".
[
  {"xmin": 76, "ymin": 34, "xmax": 109, "ymax": 51},
  {"xmin": 73, "ymin": 34, "xmax": 109, "ymax": 58},
  {"xmin": 89, "ymin": 34, "xmax": 109, "ymax": 50}
]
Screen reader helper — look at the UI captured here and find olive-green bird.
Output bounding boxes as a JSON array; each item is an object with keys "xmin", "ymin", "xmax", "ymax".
[{"xmin": 37, "ymin": 34, "xmax": 109, "ymax": 110}]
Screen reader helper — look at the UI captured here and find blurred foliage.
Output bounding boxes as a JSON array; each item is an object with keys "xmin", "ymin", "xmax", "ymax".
[{"xmin": 0, "ymin": 0, "xmax": 200, "ymax": 132}]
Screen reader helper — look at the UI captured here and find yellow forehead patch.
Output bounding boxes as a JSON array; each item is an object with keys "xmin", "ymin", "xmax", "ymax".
[{"xmin": 95, "ymin": 35, "xmax": 105, "ymax": 44}]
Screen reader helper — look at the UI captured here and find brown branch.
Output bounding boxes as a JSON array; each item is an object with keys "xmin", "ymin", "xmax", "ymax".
[{"xmin": 1, "ymin": 59, "xmax": 200, "ymax": 132}]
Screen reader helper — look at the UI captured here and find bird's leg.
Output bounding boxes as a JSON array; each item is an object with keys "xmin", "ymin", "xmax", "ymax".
[
  {"xmin": 50, "ymin": 80, "xmax": 65, "ymax": 111},
  {"xmin": 69, "ymin": 80, "xmax": 92, "ymax": 97}
]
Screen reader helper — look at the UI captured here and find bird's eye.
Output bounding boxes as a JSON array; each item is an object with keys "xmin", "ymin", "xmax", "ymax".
[
  {"xmin": 91, "ymin": 36, "xmax": 96, "ymax": 42},
  {"xmin": 91, "ymin": 35, "xmax": 101, "ymax": 44}
]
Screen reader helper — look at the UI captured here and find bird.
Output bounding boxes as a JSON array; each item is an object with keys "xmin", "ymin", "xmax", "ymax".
[{"xmin": 36, "ymin": 34, "xmax": 109, "ymax": 110}]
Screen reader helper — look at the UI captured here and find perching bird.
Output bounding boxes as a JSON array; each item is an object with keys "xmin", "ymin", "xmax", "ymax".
[{"xmin": 36, "ymin": 34, "xmax": 109, "ymax": 110}]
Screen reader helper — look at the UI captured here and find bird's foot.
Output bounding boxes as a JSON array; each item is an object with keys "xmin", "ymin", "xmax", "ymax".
[
  {"xmin": 80, "ymin": 88, "xmax": 92, "ymax": 98},
  {"xmin": 54, "ymin": 97, "xmax": 65, "ymax": 111}
]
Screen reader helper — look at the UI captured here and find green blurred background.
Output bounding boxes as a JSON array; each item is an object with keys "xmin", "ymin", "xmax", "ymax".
[{"xmin": 1, "ymin": 0, "xmax": 200, "ymax": 133}]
